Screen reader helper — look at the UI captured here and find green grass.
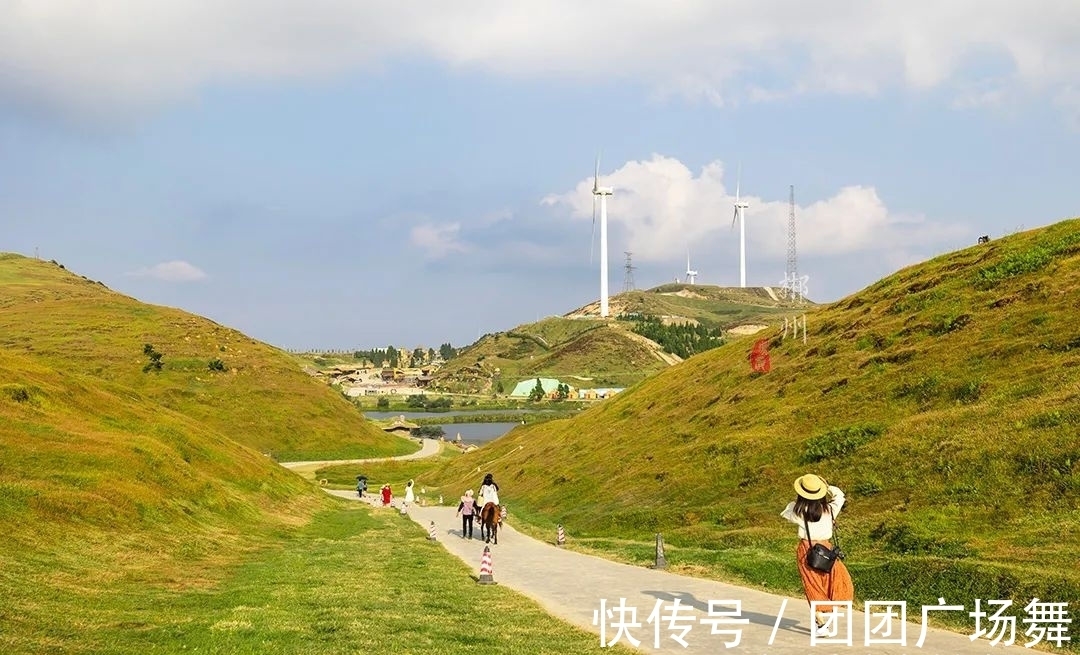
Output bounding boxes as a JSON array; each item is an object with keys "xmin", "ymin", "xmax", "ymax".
[
  {"xmin": 0, "ymin": 253, "xmax": 412, "ymax": 461},
  {"xmin": 0, "ymin": 502, "xmax": 628, "ymax": 654},
  {"xmin": 433, "ymin": 286, "xmax": 804, "ymax": 393},
  {"xmin": 420, "ymin": 217, "xmax": 1080, "ymax": 643}
]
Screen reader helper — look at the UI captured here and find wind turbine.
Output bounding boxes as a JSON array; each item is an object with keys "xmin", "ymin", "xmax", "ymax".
[
  {"xmin": 591, "ymin": 153, "xmax": 614, "ymax": 317},
  {"xmin": 684, "ymin": 250, "xmax": 698, "ymax": 285},
  {"xmin": 731, "ymin": 164, "xmax": 750, "ymax": 287}
]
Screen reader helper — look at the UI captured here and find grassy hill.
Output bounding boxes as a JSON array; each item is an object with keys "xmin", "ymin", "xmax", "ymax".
[
  {"xmin": 0, "ymin": 254, "xmax": 413, "ymax": 460},
  {"xmin": 0, "ymin": 253, "xmax": 630, "ymax": 653},
  {"xmin": 432, "ymin": 219, "xmax": 1080, "ymax": 619},
  {"xmin": 435, "ymin": 286, "xmax": 803, "ymax": 393}
]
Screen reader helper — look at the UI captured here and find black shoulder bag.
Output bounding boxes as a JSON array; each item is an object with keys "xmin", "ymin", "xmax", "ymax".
[{"xmin": 803, "ymin": 509, "xmax": 845, "ymax": 573}]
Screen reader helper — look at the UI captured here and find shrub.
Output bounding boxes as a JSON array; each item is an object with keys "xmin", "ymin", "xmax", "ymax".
[
  {"xmin": 142, "ymin": 344, "xmax": 163, "ymax": 373},
  {"xmin": 376, "ymin": 397, "xmax": 390, "ymax": 409},
  {"xmin": 893, "ymin": 374, "xmax": 941, "ymax": 405},
  {"xmin": 853, "ymin": 477, "xmax": 883, "ymax": 496},
  {"xmin": 799, "ymin": 424, "xmax": 884, "ymax": 464},
  {"xmin": 2, "ymin": 385, "xmax": 31, "ymax": 403},
  {"xmin": 207, "ymin": 358, "xmax": 226, "ymax": 372},
  {"xmin": 949, "ymin": 378, "xmax": 983, "ymax": 404}
]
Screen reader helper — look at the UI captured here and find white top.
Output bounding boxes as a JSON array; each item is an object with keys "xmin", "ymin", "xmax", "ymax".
[
  {"xmin": 781, "ymin": 486, "xmax": 845, "ymax": 541},
  {"xmin": 479, "ymin": 483, "xmax": 499, "ymax": 507},
  {"xmin": 404, "ymin": 486, "xmax": 415, "ymax": 502}
]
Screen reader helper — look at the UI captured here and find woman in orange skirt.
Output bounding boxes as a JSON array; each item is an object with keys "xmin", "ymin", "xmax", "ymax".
[{"xmin": 781, "ymin": 473, "xmax": 854, "ymax": 636}]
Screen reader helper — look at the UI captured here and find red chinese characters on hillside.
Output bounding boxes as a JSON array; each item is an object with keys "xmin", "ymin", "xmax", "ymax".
[{"xmin": 749, "ymin": 339, "xmax": 771, "ymax": 373}]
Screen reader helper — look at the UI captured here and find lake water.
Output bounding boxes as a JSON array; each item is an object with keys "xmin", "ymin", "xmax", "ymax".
[
  {"xmin": 362, "ymin": 409, "xmax": 549, "ymax": 420},
  {"xmin": 437, "ymin": 422, "xmax": 521, "ymax": 444}
]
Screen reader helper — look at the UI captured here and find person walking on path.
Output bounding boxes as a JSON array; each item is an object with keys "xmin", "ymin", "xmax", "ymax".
[
  {"xmin": 380, "ymin": 483, "xmax": 392, "ymax": 506},
  {"xmin": 456, "ymin": 489, "xmax": 478, "ymax": 539},
  {"xmin": 478, "ymin": 473, "xmax": 500, "ymax": 507},
  {"xmin": 781, "ymin": 473, "xmax": 854, "ymax": 637},
  {"xmin": 404, "ymin": 479, "xmax": 416, "ymax": 508}
]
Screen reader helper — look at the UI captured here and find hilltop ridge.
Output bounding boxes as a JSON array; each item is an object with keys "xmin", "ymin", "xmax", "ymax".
[{"xmin": 434, "ymin": 283, "xmax": 806, "ymax": 393}]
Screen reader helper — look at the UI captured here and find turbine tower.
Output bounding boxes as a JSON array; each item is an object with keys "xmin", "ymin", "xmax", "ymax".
[
  {"xmin": 684, "ymin": 250, "xmax": 699, "ymax": 285},
  {"xmin": 591, "ymin": 154, "xmax": 614, "ymax": 317},
  {"xmin": 731, "ymin": 164, "xmax": 749, "ymax": 287}
]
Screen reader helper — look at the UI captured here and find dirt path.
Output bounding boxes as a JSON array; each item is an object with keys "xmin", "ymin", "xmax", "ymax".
[
  {"xmin": 287, "ymin": 441, "xmax": 1034, "ymax": 655},
  {"xmin": 278, "ymin": 438, "xmax": 442, "ymax": 479},
  {"xmin": 325, "ymin": 491, "xmax": 1035, "ymax": 654}
]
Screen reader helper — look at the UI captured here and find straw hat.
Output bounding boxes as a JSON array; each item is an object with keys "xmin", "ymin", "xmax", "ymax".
[{"xmin": 793, "ymin": 474, "xmax": 829, "ymax": 500}]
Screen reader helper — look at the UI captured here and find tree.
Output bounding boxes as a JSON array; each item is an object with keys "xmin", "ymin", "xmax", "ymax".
[
  {"xmin": 439, "ymin": 342, "xmax": 457, "ymax": 361},
  {"xmin": 376, "ymin": 396, "xmax": 390, "ymax": 409},
  {"xmin": 494, "ymin": 379, "xmax": 505, "ymax": 394},
  {"xmin": 387, "ymin": 345, "xmax": 399, "ymax": 367},
  {"xmin": 410, "ymin": 347, "xmax": 425, "ymax": 367},
  {"xmin": 427, "ymin": 347, "xmax": 436, "ymax": 363},
  {"xmin": 528, "ymin": 378, "xmax": 545, "ymax": 402},
  {"xmin": 555, "ymin": 383, "xmax": 569, "ymax": 400}
]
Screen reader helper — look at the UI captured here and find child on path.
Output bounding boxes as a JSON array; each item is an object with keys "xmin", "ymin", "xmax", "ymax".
[
  {"xmin": 781, "ymin": 473, "xmax": 854, "ymax": 637},
  {"xmin": 456, "ymin": 489, "xmax": 477, "ymax": 539}
]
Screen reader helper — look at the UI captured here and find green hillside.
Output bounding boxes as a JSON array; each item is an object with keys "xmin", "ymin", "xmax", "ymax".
[
  {"xmin": 435, "ymin": 286, "xmax": 803, "ymax": 393},
  {"xmin": 0, "ymin": 254, "xmax": 413, "ymax": 460},
  {"xmin": 434, "ymin": 219, "xmax": 1080, "ymax": 615}
]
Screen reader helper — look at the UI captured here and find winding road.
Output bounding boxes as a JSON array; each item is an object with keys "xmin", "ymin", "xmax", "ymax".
[{"xmin": 286, "ymin": 446, "xmax": 1035, "ymax": 654}]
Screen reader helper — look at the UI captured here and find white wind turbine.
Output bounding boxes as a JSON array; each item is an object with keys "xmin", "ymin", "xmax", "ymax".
[
  {"xmin": 731, "ymin": 164, "xmax": 750, "ymax": 287},
  {"xmin": 684, "ymin": 250, "xmax": 698, "ymax": 285},
  {"xmin": 590, "ymin": 153, "xmax": 614, "ymax": 317}
]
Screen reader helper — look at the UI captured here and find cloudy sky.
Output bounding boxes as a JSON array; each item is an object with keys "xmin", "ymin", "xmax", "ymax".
[{"xmin": 3, "ymin": 2, "xmax": 1078, "ymax": 350}]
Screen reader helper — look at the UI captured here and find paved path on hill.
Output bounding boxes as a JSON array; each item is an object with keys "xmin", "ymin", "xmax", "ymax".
[
  {"xmin": 278, "ymin": 438, "xmax": 442, "ymax": 478},
  {"xmin": 327, "ymin": 491, "xmax": 1035, "ymax": 654}
]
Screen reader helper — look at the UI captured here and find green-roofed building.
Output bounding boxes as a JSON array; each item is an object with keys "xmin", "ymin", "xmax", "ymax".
[{"xmin": 509, "ymin": 377, "xmax": 562, "ymax": 398}]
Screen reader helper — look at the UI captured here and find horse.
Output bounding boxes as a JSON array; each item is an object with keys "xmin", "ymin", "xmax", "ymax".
[{"xmin": 479, "ymin": 502, "xmax": 499, "ymax": 545}]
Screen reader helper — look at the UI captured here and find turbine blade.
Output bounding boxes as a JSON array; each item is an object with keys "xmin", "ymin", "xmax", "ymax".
[
  {"xmin": 593, "ymin": 152, "xmax": 600, "ymax": 193},
  {"xmin": 732, "ymin": 207, "xmax": 738, "ymax": 228},
  {"xmin": 735, "ymin": 162, "xmax": 742, "ymax": 200}
]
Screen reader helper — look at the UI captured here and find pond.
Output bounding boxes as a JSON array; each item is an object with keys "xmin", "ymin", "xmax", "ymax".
[{"xmin": 435, "ymin": 422, "xmax": 521, "ymax": 444}]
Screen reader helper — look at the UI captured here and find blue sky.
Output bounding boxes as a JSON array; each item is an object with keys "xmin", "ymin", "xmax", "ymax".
[{"xmin": 2, "ymin": 2, "xmax": 1078, "ymax": 350}]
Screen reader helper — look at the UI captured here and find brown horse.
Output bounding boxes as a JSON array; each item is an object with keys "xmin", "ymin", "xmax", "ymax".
[{"xmin": 479, "ymin": 502, "xmax": 499, "ymax": 545}]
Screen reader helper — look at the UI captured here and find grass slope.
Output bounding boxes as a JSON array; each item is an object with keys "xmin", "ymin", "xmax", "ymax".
[
  {"xmin": 1, "ymin": 500, "xmax": 627, "ymax": 654},
  {"xmin": 433, "ymin": 219, "xmax": 1080, "ymax": 626},
  {"xmin": 0, "ymin": 253, "xmax": 412, "ymax": 460}
]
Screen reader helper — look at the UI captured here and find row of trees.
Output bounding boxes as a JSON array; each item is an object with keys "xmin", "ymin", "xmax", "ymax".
[
  {"xmin": 625, "ymin": 315, "xmax": 725, "ymax": 359},
  {"xmin": 352, "ymin": 342, "xmax": 459, "ymax": 368}
]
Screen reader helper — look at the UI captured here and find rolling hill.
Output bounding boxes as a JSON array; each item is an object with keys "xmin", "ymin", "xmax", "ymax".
[
  {"xmin": 0, "ymin": 254, "xmax": 413, "ymax": 460},
  {"xmin": 0, "ymin": 253, "xmax": 418, "ymax": 650},
  {"xmin": 433, "ymin": 218, "xmax": 1080, "ymax": 611},
  {"xmin": 434, "ymin": 284, "xmax": 805, "ymax": 393}
]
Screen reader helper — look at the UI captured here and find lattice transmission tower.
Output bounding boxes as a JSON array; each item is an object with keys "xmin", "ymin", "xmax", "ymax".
[
  {"xmin": 786, "ymin": 185, "xmax": 798, "ymax": 297},
  {"xmin": 623, "ymin": 251, "xmax": 637, "ymax": 293}
]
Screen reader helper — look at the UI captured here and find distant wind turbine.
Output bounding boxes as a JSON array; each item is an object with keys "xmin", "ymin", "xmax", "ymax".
[
  {"xmin": 590, "ymin": 153, "xmax": 614, "ymax": 317},
  {"xmin": 684, "ymin": 250, "xmax": 698, "ymax": 285},
  {"xmin": 731, "ymin": 164, "xmax": 750, "ymax": 287}
]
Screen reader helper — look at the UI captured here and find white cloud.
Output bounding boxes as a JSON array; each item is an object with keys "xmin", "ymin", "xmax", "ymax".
[
  {"xmin": 127, "ymin": 260, "xmax": 208, "ymax": 282},
  {"xmin": 542, "ymin": 154, "xmax": 966, "ymax": 263},
  {"xmin": 410, "ymin": 222, "xmax": 468, "ymax": 259},
  {"xmin": 2, "ymin": 2, "xmax": 1080, "ymax": 120}
]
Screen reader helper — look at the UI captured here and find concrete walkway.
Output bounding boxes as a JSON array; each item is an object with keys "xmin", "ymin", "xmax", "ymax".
[
  {"xmin": 279, "ymin": 438, "xmax": 442, "ymax": 478},
  {"xmin": 328, "ymin": 491, "xmax": 1037, "ymax": 654}
]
